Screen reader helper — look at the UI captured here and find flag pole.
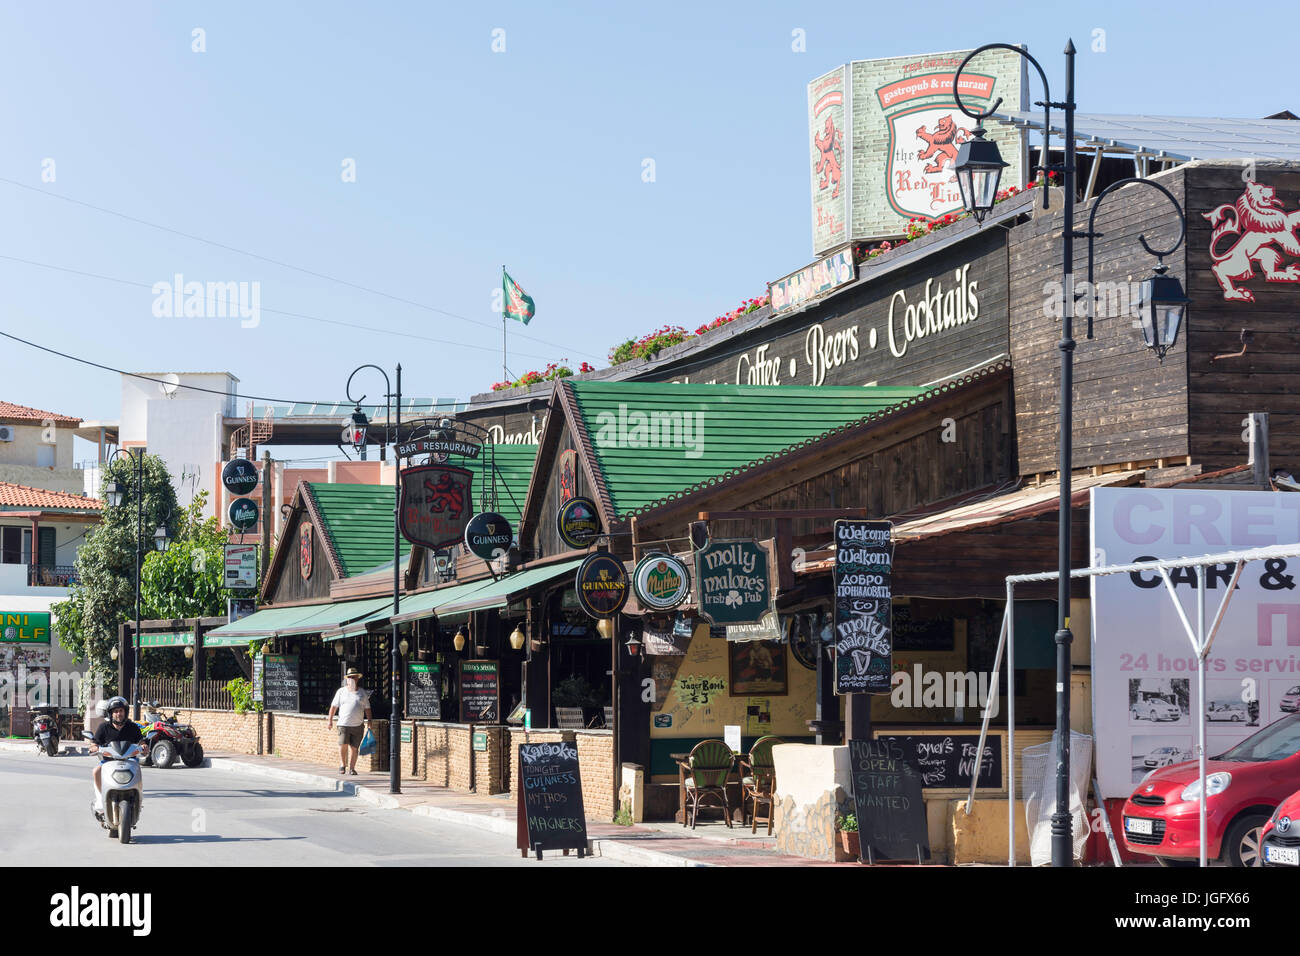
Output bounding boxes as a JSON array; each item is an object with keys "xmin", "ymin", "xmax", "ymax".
[{"xmin": 502, "ymin": 264, "xmax": 508, "ymax": 383}]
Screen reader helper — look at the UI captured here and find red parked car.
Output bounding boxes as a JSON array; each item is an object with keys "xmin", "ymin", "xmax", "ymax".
[
  {"xmin": 1122, "ymin": 713, "xmax": 1300, "ymax": 866},
  {"xmin": 1261, "ymin": 788, "xmax": 1300, "ymax": 867}
]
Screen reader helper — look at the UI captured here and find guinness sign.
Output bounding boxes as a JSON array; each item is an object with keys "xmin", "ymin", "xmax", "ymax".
[
  {"xmin": 557, "ymin": 496, "xmax": 601, "ymax": 549},
  {"xmin": 575, "ymin": 552, "xmax": 629, "ymax": 619},
  {"xmin": 632, "ymin": 553, "xmax": 691, "ymax": 612},
  {"xmin": 222, "ymin": 458, "xmax": 259, "ymax": 496},
  {"xmin": 464, "ymin": 512, "xmax": 514, "ymax": 561},
  {"xmin": 399, "ymin": 464, "xmax": 474, "ymax": 550}
]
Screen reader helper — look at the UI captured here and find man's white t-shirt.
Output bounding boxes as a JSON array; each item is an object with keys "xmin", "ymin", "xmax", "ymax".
[{"xmin": 331, "ymin": 685, "xmax": 371, "ymax": 727}]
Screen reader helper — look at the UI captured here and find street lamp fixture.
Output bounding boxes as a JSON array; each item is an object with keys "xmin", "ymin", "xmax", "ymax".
[
  {"xmin": 348, "ymin": 405, "xmax": 369, "ymax": 457},
  {"xmin": 453, "ymin": 625, "xmax": 467, "ymax": 653},
  {"xmin": 152, "ymin": 524, "xmax": 171, "ymax": 552},
  {"xmin": 398, "ymin": 636, "xmax": 409, "ymax": 657},
  {"xmin": 1136, "ymin": 265, "xmax": 1189, "ymax": 361},
  {"xmin": 105, "ymin": 480, "xmax": 124, "ymax": 509},
  {"xmin": 953, "ymin": 128, "xmax": 1009, "ymax": 223},
  {"xmin": 183, "ymin": 644, "xmax": 194, "ymax": 660},
  {"xmin": 624, "ymin": 632, "xmax": 642, "ymax": 656},
  {"xmin": 509, "ymin": 624, "xmax": 526, "ymax": 651}
]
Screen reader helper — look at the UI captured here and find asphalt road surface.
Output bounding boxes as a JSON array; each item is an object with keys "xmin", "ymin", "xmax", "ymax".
[{"xmin": 0, "ymin": 751, "xmax": 623, "ymax": 867}]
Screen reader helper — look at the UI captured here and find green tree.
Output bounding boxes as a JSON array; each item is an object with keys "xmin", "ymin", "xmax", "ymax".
[
  {"xmin": 52, "ymin": 453, "xmax": 179, "ymax": 700},
  {"xmin": 141, "ymin": 490, "xmax": 231, "ymax": 620}
]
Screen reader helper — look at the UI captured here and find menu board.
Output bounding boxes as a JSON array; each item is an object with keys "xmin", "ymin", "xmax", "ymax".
[
  {"xmin": 833, "ymin": 520, "xmax": 893, "ymax": 694},
  {"xmin": 849, "ymin": 738, "xmax": 930, "ymax": 863},
  {"xmin": 407, "ymin": 662, "xmax": 441, "ymax": 719},
  {"xmin": 459, "ymin": 660, "xmax": 499, "ymax": 722},
  {"xmin": 516, "ymin": 741, "xmax": 587, "ymax": 859},
  {"xmin": 261, "ymin": 654, "xmax": 300, "ymax": 712},
  {"xmin": 874, "ymin": 734, "xmax": 1003, "ymax": 790}
]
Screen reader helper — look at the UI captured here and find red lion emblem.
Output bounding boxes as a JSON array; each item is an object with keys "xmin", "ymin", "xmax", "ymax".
[
  {"xmin": 914, "ymin": 115, "xmax": 971, "ymax": 174},
  {"xmin": 424, "ymin": 473, "xmax": 466, "ymax": 519},
  {"xmin": 1203, "ymin": 181, "xmax": 1300, "ymax": 303},
  {"xmin": 814, "ymin": 117, "xmax": 843, "ymax": 198}
]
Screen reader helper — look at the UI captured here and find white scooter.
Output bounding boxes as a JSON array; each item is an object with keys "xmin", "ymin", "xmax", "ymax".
[{"xmin": 81, "ymin": 730, "xmax": 144, "ymax": 844}]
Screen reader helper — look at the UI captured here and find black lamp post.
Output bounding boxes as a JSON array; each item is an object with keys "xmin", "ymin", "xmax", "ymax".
[
  {"xmin": 105, "ymin": 449, "xmax": 171, "ymax": 721},
  {"xmin": 346, "ymin": 363, "xmax": 403, "ymax": 795},
  {"xmin": 954, "ymin": 41, "xmax": 1189, "ymax": 867}
]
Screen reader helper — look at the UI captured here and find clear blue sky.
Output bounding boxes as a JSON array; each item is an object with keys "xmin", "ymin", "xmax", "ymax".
[{"xmin": 2, "ymin": 0, "xmax": 1293, "ymax": 437}]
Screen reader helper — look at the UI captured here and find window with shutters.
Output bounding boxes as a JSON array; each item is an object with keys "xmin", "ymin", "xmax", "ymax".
[{"xmin": 38, "ymin": 527, "xmax": 56, "ymax": 568}]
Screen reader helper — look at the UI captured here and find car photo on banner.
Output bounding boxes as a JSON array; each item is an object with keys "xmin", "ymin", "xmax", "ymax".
[{"xmin": 1128, "ymin": 677, "xmax": 1189, "ymax": 725}]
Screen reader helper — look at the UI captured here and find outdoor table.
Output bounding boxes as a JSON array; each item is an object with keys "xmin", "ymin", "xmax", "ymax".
[{"xmin": 671, "ymin": 750, "xmax": 747, "ymax": 825}]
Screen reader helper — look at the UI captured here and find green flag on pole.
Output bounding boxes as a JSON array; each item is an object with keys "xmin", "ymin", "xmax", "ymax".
[{"xmin": 503, "ymin": 269, "xmax": 535, "ymax": 325}]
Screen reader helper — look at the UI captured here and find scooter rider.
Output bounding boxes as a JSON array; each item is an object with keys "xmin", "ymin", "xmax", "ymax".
[{"xmin": 90, "ymin": 696, "xmax": 143, "ymax": 813}]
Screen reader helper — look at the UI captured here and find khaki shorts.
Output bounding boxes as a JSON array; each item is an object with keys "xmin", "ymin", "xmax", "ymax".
[{"xmin": 337, "ymin": 724, "xmax": 365, "ymax": 747}]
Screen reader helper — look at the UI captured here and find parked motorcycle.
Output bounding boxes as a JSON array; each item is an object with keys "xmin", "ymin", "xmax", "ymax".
[
  {"xmin": 30, "ymin": 705, "xmax": 61, "ymax": 756},
  {"xmin": 135, "ymin": 699, "xmax": 204, "ymax": 769},
  {"xmin": 81, "ymin": 730, "xmax": 143, "ymax": 844}
]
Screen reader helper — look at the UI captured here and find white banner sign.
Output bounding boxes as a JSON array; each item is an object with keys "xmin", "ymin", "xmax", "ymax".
[
  {"xmin": 224, "ymin": 544, "xmax": 259, "ymax": 589},
  {"xmin": 1090, "ymin": 487, "xmax": 1300, "ymax": 799}
]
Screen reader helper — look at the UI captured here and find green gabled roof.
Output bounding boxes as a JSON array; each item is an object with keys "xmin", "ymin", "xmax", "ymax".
[
  {"xmin": 566, "ymin": 381, "xmax": 931, "ymax": 519},
  {"xmin": 465, "ymin": 444, "xmax": 537, "ymax": 528},
  {"xmin": 306, "ymin": 483, "xmax": 411, "ymax": 578}
]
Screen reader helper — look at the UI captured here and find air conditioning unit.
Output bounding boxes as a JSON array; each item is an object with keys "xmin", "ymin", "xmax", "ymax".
[{"xmin": 0, "ymin": 426, "xmax": 13, "ymax": 442}]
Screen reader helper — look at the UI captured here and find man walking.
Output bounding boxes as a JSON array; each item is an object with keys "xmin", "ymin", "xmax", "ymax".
[{"xmin": 327, "ymin": 668, "xmax": 372, "ymax": 775}]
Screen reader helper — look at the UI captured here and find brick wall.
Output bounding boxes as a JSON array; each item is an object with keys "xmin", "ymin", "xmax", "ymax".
[
  {"xmin": 420, "ymin": 722, "xmax": 451, "ymax": 786},
  {"xmin": 576, "ymin": 731, "xmax": 614, "ymax": 822},
  {"xmin": 268, "ymin": 713, "xmax": 388, "ymax": 771},
  {"xmin": 447, "ymin": 725, "xmax": 473, "ymax": 791},
  {"xmin": 177, "ymin": 707, "xmax": 262, "ymax": 754}
]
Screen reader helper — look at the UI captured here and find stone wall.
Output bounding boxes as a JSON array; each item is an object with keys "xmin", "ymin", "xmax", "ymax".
[
  {"xmin": 268, "ymin": 712, "xmax": 388, "ymax": 770},
  {"xmin": 576, "ymin": 731, "xmax": 614, "ymax": 822},
  {"xmin": 177, "ymin": 707, "xmax": 262, "ymax": 755}
]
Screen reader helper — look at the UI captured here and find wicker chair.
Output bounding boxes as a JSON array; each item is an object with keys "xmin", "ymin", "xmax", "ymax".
[
  {"xmin": 678, "ymin": 739, "xmax": 735, "ymax": 829},
  {"xmin": 739, "ymin": 735, "xmax": 783, "ymax": 834}
]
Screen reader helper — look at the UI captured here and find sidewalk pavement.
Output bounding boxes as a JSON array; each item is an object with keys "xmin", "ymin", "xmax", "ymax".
[
  {"xmin": 0, "ymin": 737, "xmax": 841, "ymax": 865},
  {"xmin": 201, "ymin": 751, "xmax": 840, "ymax": 867}
]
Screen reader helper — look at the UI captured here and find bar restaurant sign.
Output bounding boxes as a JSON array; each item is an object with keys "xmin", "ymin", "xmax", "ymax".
[
  {"xmin": 695, "ymin": 539, "xmax": 773, "ymax": 627},
  {"xmin": 1, "ymin": 611, "xmax": 51, "ymax": 643},
  {"xmin": 399, "ymin": 464, "xmax": 474, "ymax": 550},
  {"xmin": 833, "ymin": 520, "xmax": 893, "ymax": 695}
]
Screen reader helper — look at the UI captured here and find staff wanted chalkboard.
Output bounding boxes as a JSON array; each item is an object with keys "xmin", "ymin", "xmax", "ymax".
[
  {"xmin": 260, "ymin": 654, "xmax": 300, "ymax": 713},
  {"xmin": 849, "ymin": 738, "xmax": 930, "ymax": 863},
  {"xmin": 833, "ymin": 520, "xmax": 893, "ymax": 694},
  {"xmin": 516, "ymin": 741, "xmax": 587, "ymax": 859},
  {"xmin": 875, "ymin": 734, "xmax": 1003, "ymax": 790},
  {"xmin": 406, "ymin": 662, "xmax": 441, "ymax": 719}
]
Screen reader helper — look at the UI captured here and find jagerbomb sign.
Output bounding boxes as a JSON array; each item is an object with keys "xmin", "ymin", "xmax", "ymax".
[{"xmin": 575, "ymin": 551, "xmax": 629, "ymax": 619}]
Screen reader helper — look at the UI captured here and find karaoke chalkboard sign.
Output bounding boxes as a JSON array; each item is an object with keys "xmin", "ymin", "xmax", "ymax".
[
  {"xmin": 516, "ymin": 741, "xmax": 587, "ymax": 859},
  {"xmin": 459, "ymin": 660, "xmax": 499, "ymax": 722},
  {"xmin": 261, "ymin": 654, "xmax": 300, "ymax": 713},
  {"xmin": 833, "ymin": 520, "xmax": 893, "ymax": 694},
  {"xmin": 406, "ymin": 662, "xmax": 441, "ymax": 719},
  {"xmin": 875, "ymin": 734, "xmax": 1003, "ymax": 790},
  {"xmin": 849, "ymin": 738, "xmax": 929, "ymax": 863}
]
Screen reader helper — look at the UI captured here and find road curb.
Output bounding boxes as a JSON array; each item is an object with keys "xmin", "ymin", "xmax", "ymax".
[
  {"xmin": 207, "ymin": 756, "xmax": 719, "ymax": 866},
  {"xmin": 0, "ymin": 739, "xmax": 86, "ymax": 756}
]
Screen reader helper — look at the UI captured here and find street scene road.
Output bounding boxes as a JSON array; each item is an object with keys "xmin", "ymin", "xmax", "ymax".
[{"xmin": 0, "ymin": 752, "xmax": 622, "ymax": 867}]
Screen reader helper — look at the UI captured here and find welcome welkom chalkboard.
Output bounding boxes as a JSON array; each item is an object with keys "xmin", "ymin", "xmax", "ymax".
[
  {"xmin": 833, "ymin": 520, "xmax": 893, "ymax": 694},
  {"xmin": 849, "ymin": 739, "xmax": 930, "ymax": 864},
  {"xmin": 516, "ymin": 741, "xmax": 587, "ymax": 859}
]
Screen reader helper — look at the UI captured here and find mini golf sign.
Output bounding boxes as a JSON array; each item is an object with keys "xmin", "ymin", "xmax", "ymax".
[
  {"xmin": 633, "ymin": 553, "xmax": 691, "ymax": 612},
  {"xmin": 1, "ymin": 611, "xmax": 51, "ymax": 643}
]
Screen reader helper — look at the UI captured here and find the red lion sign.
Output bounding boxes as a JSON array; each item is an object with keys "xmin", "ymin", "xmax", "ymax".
[
  {"xmin": 1204, "ymin": 182, "xmax": 1300, "ymax": 302},
  {"xmin": 814, "ymin": 117, "xmax": 843, "ymax": 199},
  {"xmin": 399, "ymin": 465, "xmax": 474, "ymax": 550}
]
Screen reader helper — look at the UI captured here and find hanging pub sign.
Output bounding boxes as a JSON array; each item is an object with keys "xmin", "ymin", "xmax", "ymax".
[
  {"xmin": 229, "ymin": 497, "xmax": 259, "ymax": 532},
  {"xmin": 221, "ymin": 457, "xmax": 259, "ymax": 496},
  {"xmin": 833, "ymin": 520, "xmax": 893, "ymax": 695},
  {"xmin": 575, "ymin": 551, "xmax": 629, "ymax": 619},
  {"xmin": 396, "ymin": 436, "xmax": 481, "ymax": 460},
  {"xmin": 464, "ymin": 512, "xmax": 514, "ymax": 561},
  {"xmin": 557, "ymin": 448, "xmax": 578, "ymax": 503},
  {"xmin": 694, "ymin": 538, "xmax": 773, "ymax": 626},
  {"xmin": 299, "ymin": 523, "xmax": 313, "ymax": 581},
  {"xmin": 557, "ymin": 496, "xmax": 601, "ymax": 549},
  {"xmin": 399, "ymin": 464, "xmax": 474, "ymax": 550},
  {"xmin": 632, "ymin": 553, "xmax": 691, "ymax": 612}
]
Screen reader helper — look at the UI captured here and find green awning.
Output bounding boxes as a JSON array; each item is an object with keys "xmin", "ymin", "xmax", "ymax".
[
  {"xmin": 205, "ymin": 604, "xmax": 332, "ymax": 641},
  {"xmin": 389, "ymin": 577, "xmax": 503, "ymax": 626},
  {"xmin": 321, "ymin": 600, "xmax": 394, "ymax": 641},
  {"xmin": 136, "ymin": 632, "xmax": 194, "ymax": 648},
  {"xmin": 433, "ymin": 558, "xmax": 587, "ymax": 616}
]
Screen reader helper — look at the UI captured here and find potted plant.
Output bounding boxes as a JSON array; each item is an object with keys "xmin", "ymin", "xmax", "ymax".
[{"xmin": 837, "ymin": 812, "xmax": 860, "ymax": 857}]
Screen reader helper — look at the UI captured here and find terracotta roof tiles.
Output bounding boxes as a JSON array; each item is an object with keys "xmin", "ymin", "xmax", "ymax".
[
  {"xmin": 0, "ymin": 401, "xmax": 81, "ymax": 425},
  {"xmin": 0, "ymin": 482, "xmax": 102, "ymax": 510}
]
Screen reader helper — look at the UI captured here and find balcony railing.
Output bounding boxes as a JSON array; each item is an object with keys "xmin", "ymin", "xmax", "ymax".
[{"xmin": 28, "ymin": 565, "xmax": 79, "ymax": 587}]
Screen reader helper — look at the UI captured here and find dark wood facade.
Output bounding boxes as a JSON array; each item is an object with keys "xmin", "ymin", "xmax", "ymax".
[
  {"xmin": 1185, "ymin": 165, "xmax": 1300, "ymax": 472},
  {"xmin": 261, "ymin": 486, "xmax": 340, "ymax": 605}
]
